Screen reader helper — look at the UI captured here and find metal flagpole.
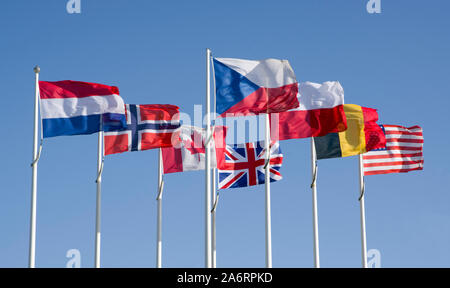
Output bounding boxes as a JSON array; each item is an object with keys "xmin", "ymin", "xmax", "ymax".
[
  {"xmin": 29, "ymin": 66, "xmax": 40, "ymax": 268},
  {"xmin": 156, "ymin": 148, "xmax": 164, "ymax": 268},
  {"xmin": 311, "ymin": 138, "xmax": 320, "ymax": 268},
  {"xmin": 358, "ymin": 154, "xmax": 368, "ymax": 268},
  {"xmin": 211, "ymin": 54, "xmax": 217, "ymax": 268},
  {"xmin": 94, "ymin": 122, "xmax": 104, "ymax": 268},
  {"xmin": 205, "ymin": 48, "xmax": 212, "ymax": 268},
  {"xmin": 264, "ymin": 113, "xmax": 272, "ymax": 268},
  {"xmin": 212, "ymin": 168, "xmax": 217, "ymax": 268}
]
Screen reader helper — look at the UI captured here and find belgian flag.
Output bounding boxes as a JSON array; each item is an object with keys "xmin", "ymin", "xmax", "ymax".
[{"xmin": 314, "ymin": 104, "xmax": 386, "ymax": 159}]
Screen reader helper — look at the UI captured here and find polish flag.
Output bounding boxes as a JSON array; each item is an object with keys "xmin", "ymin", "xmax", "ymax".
[{"xmin": 271, "ymin": 81, "xmax": 347, "ymax": 141}]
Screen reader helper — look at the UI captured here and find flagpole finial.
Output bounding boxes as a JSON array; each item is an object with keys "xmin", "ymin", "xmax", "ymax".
[{"xmin": 33, "ymin": 66, "xmax": 40, "ymax": 74}]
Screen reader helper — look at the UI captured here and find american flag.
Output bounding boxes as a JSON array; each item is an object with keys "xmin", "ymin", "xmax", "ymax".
[
  {"xmin": 363, "ymin": 125, "xmax": 424, "ymax": 176},
  {"xmin": 217, "ymin": 141, "xmax": 283, "ymax": 189}
]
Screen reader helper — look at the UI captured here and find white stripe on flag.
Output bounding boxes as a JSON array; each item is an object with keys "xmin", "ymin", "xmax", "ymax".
[
  {"xmin": 139, "ymin": 120, "xmax": 180, "ymax": 125},
  {"xmin": 386, "ymin": 142, "xmax": 423, "ymax": 147},
  {"xmin": 363, "ymin": 156, "xmax": 423, "ymax": 164},
  {"xmin": 384, "ymin": 126, "xmax": 422, "ymax": 133},
  {"xmin": 364, "ymin": 163, "xmax": 423, "ymax": 172},
  {"xmin": 385, "ymin": 134, "xmax": 423, "ymax": 140},
  {"xmin": 139, "ymin": 128, "xmax": 180, "ymax": 134},
  {"xmin": 365, "ymin": 150, "xmax": 422, "ymax": 156},
  {"xmin": 41, "ymin": 94, "xmax": 125, "ymax": 119}
]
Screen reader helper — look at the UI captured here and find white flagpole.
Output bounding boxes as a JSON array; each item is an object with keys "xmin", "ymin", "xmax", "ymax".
[
  {"xmin": 211, "ymin": 54, "xmax": 217, "ymax": 268},
  {"xmin": 29, "ymin": 66, "xmax": 40, "ymax": 268},
  {"xmin": 264, "ymin": 113, "xmax": 272, "ymax": 268},
  {"xmin": 94, "ymin": 123, "xmax": 103, "ymax": 268},
  {"xmin": 211, "ymin": 168, "xmax": 217, "ymax": 268},
  {"xmin": 358, "ymin": 154, "xmax": 368, "ymax": 268},
  {"xmin": 311, "ymin": 138, "xmax": 320, "ymax": 268},
  {"xmin": 205, "ymin": 48, "xmax": 212, "ymax": 268},
  {"xmin": 156, "ymin": 148, "xmax": 164, "ymax": 268}
]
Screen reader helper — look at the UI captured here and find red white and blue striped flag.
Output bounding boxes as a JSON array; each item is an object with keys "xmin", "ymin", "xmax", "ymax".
[
  {"xmin": 39, "ymin": 80, "xmax": 127, "ymax": 138},
  {"xmin": 363, "ymin": 125, "xmax": 424, "ymax": 176}
]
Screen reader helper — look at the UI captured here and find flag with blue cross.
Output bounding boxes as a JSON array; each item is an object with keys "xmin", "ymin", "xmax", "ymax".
[{"xmin": 104, "ymin": 104, "xmax": 180, "ymax": 155}]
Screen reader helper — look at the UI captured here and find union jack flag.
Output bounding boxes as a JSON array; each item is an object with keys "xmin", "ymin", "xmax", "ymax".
[{"xmin": 217, "ymin": 141, "xmax": 283, "ymax": 189}]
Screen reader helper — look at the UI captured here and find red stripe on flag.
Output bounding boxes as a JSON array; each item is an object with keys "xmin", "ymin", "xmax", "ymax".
[
  {"xmin": 221, "ymin": 172, "xmax": 246, "ymax": 189},
  {"xmin": 383, "ymin": 125, "xmax": 422, "ymax": 130},
  {"xmin": 364, "ymin": 166, "xmax": 423, "ymax": 176},
  {"xmin": 386, "ymin": 138, "xmax": 424, "ymax": 143},
  {"xmin": 219, "ymin": 83, "xmax": 299, "ymax": 116},
  {"xmin": 384, "ymin": 146, "xmax": 422, "ymax": 151},
  {"xmin": 363, "ymin": 160, "xmax": 424, "ymax": 168},
  {"xmin": 361, "ymin": 106, "xmax": 386, "ymax": 152},
  {"xmin": 161, "ymin": 147, "xmax": 183, "ymax": 174},
  {"xmin": 104, "ymin": 133, "xmax": 129, "ymax": 155},
  {"xmin": 273, "ymin": 105, "xmax": 347, "ymax": 141},
  {"xmin": 138, "ymin": 104, "xmax": 180, "ymax": 121},
  {"xmin": 39, "ymin": 80, "xmax": 119, "ymax": 99},
  {"xmin": 384, "ymin": 131, "xmax": 423, "ymax": 137},
  {"xmin": 141, "ymin": 132, "xmax": 176, "ymax": 150},
  {"xmin": 224, "ymin": 149, "xmax": 239, "ymax": 161},
  {"xmin": 363, "ymin": 152, "xmax": 423, "ymax": 160},
  {"xmin": 269, "ymin": 168, "xmax": 282, "ymax": 177}
]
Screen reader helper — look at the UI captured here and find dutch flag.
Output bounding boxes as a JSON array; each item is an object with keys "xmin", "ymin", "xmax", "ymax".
[{"xmin": 39, "ymin": 80, "xmax": 127, "ymax": 138}]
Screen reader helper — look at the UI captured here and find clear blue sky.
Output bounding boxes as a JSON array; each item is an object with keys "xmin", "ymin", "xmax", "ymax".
[{"xmin": 1, "ymin": 0, "xmax": 449, "ymax": 268}]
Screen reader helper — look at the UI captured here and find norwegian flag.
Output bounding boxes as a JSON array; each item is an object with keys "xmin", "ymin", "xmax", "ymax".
[
  {"xmin": 104, "ymin": 104, "xmax": 180, "ymax": 155},
  {"xmin": 217, "ymin": 141, "xmax": 283, "ymax": 189}
]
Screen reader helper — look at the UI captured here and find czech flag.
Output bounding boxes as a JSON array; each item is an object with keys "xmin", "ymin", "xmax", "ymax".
[
  {"xmin": 314, "ymin": 104, "xmax": 386, "ymax": 159},
  {"xmin": 213, "ymin": 58, "xmax": 299, "ymax": 117},
  {"xmin": 39, "ymin": 80, "xmax": 126, "ymax": 138}
]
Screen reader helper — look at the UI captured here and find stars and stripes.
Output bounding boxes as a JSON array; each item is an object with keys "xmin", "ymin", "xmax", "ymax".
[
  {"xmin": 217, "ymin": 141, "xmax": 283, "ymax": 189},
  {"xmin": 363, "ymin": 125, "xmax": 424, "ymax": 176}
]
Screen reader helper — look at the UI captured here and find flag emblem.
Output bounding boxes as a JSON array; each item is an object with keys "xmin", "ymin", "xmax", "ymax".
[
  {"xmin": 104, "ymin": 104, "xmax": 180, "ymax": 155},
  {"xmin": 217, "ymin": 141, "xmax": 283, "ymax": 189}
]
